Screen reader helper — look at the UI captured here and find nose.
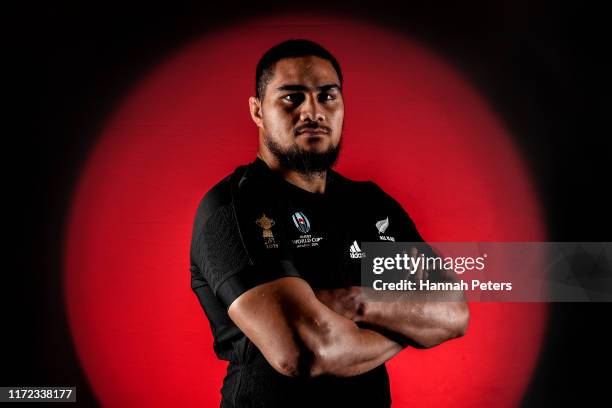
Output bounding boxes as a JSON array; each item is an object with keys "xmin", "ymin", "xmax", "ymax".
[{"xmin": 299, "ymin": 94, "xmax": 325, "ymax": 122}]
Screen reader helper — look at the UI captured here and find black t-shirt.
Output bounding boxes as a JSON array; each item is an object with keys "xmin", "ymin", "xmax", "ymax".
[{"xmin": 190, "ymin": 157, "xmax": 426, "ymax": 407}]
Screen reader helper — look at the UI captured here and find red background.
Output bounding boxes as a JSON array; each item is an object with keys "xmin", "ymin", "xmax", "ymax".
[{"xmin": 65, "ymin": 15, "xmax": 547, "ymax": 407}]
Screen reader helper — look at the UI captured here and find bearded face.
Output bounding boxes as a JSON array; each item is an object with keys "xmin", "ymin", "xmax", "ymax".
[{"xmin": 253, "ymin": 55, "xmax": 344, "ymax": 176}]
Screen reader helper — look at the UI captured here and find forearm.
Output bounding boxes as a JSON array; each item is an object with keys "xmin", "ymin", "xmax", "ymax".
[
  {"xmin": 316, "ymin": 282, "xmax": 469, "ymax": 348},
  {"xmin": 357, "ymin": 294, "xmax": 469, "ymax": 348},
  {"xmin": 229, "ymin": 277, "xmax": 403, "ymax": 379},
  {"xmin": 304, "ymin": 316, "xmax": 403, "ymax": 377}
]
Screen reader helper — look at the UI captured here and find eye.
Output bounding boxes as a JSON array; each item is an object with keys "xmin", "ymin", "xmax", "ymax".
[
  {"xmin": 282, "ymin": 94, "xmax": 304, "ymax": 104},
  {"xmin": 319, "ymin": 92, "xmax": 336, "ymax": 102}
]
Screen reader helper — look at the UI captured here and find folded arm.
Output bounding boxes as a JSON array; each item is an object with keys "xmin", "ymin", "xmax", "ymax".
[
  {"xmin": 316, "ymin": 249, "xmax": 469, "ymax": 349},
  {"xmin": 228, "ymin": 276, "xmax": 404, "ymax": 378}
]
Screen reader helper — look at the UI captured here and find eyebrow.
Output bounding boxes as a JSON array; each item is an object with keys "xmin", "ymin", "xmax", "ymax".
[{"xmin": 276, "ymin": 83, "xmax": 342, "ymax": 93}]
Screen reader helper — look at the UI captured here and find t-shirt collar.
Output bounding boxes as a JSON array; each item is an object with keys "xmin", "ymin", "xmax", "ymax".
[{"xmin": 251, "ymin": 156, "xmax": 336, "ymax": 197}]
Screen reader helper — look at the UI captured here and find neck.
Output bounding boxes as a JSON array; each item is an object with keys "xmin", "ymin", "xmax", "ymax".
[{"xmin": 257, "ymin": 150, "xmax": 327, "ymax": 194}]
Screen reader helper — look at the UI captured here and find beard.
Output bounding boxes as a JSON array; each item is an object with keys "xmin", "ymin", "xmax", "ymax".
[{"xmin": 264, "ymin": 135, "xmax": 341, "ymax": 176}]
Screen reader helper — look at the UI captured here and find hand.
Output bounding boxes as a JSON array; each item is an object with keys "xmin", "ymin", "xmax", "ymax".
[{"xmin": 314, "ymin": 286, "xmax": 365, "ymax": 322}]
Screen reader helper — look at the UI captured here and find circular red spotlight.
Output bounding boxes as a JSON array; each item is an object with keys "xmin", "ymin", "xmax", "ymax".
[{"xmin": 65, "ymin": 15, "xmax": 547, "ymax": 407}]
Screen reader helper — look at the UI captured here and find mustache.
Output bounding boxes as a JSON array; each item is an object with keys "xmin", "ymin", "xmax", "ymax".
[{"xmin": 294, "ymin": 123, "xmax": 332, "ymax": 136}]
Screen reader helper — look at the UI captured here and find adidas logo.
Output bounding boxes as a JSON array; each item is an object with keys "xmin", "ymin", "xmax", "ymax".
[{"xmin": 349, "ymin": 240, "xmax": 366, "ymax": 259}]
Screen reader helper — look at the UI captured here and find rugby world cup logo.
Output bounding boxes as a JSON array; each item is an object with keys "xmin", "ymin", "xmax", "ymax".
[{"xmin": 292, "ymin": 211, "xmax": 311, "ymax": 234}]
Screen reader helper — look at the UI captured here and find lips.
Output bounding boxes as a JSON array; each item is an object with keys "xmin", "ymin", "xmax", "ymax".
[{"xmin": 297, "ymin": 129, "xmax": 329, "ymax": 136}]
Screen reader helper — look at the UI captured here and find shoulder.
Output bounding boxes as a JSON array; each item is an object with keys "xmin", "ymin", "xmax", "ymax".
[
  {"xmin": 331, "ymin": 170, "xmax": 424, "ymax": 241},
  {"xmin": 194, "ymin": 159, "xmax": 278, "ymax": 224},
  {"xmin": 193, "ymin": 163, "xmax": 250, "ymax": 224},
  {"xmin": 197, "ymin": 175, "xmax": 232, "ymax": 217}
]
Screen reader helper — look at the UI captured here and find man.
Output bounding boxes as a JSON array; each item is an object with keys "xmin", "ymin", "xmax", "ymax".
[{"xmin": 190, "ymin": 39, "xmax": 469, "ymax": 407}]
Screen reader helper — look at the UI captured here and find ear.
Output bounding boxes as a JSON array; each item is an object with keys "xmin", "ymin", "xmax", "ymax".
[{"xmin": 249, "ymin": 96, "xmax": 263, "ymax": 127}]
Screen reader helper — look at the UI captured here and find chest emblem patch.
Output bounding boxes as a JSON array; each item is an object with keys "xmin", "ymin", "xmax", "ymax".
[
  {"xmin": 376, "ymin": 217, "xmax": 389, "ymax": 234},
  {"xmin": 376, "ymin": 217, "xmax": 396, "ymax": 242},
  {"xmin": 290, "ymin": 211, "xmax": 323, "ymax": 248},
  {"xmin": 255, "ymin": 214, "xmax": 278, "ymax": 249},
  {"xmin": 292, "ymin": 211, "xmax": 311, "ymax": 234}
]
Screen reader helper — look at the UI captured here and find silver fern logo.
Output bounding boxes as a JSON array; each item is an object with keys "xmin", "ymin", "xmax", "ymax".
[
  {"xmin": 376, "ymin": 217, "xmax": 389, "ymax": 234},
  {"xmin": 376, "ymin": 217, "xmax": 396, "ymax": 242}
]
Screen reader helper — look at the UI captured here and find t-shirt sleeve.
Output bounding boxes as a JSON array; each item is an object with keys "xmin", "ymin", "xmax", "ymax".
[
  {"xmin": 190, "ymin": 192, "xmax": 300, "ymax": 308},
  {"xmin": 371, "ymin": 183, "xmax": 449, "ymax": 281}
]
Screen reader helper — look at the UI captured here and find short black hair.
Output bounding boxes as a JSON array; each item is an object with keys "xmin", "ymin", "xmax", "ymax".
[{"xmin": 255, "ymin": 39, "xmax": 343, "ymax": 100}]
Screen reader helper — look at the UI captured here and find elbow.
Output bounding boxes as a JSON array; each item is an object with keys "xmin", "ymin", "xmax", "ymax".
[
  {"xmin": 269, "ymin": 348, "xmax": 313, "ymax": 378},
  {"xmin": 270, "ymin": 338, "xmax": 343, "ymax": 378},
  {"xmin": 275, "ymin": 346, "xmax": 337, "ymax": 378},
  {"xmin": 267, "ymin": 313, "xmax": 355, "ymax": 378},
  {"xmin": 442, "ymin": 301, "xmax": 470, "ymax": 343},
  {"xmin": 418, "ymin": 302, "xmax": 470, "ymax": 349},
  {"xmin": 270, "ymin": 353, "xmax": 298, "ymax": 377},
  {"xmin": 269, "ymin": 344, "xmax": 331, "ymax": 378},
  {"xmin": 451, "ymin": 301, "xmax": 470, "ymax": 338}
]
